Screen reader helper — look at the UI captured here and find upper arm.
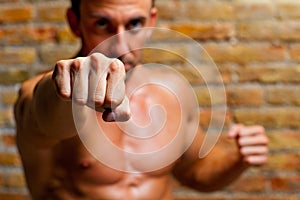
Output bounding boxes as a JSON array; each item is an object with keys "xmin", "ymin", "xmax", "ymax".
[{"xmin": 14, "ymin": 74, "xmax": 59, "ymax": 150}]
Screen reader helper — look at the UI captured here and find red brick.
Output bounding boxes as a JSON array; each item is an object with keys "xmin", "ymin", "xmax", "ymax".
[
  {"xmin": 277, "ymin": 0, "xmax": 300, "ymax": 19},
  {"xmin": 268, "ymin": 130, "xmax": 300, "ymax": 150},
  {"xmin": 142, "ymin": 46, "xmax": 187, "ymax": 64},
  {"xmin": 233, "ymin": 107, "xmax": 300, "ymax": 128},
  {"xmin": 1, "ymin": 133, "xmax": 16, "ymax": 147},
  {"xmin": 199, "ymin": 108, "xmax": 232, "ymax": 128},
  {"xmin": 0, "ymin": 171, "xmax": 26, "ymax": 187},
  {"xmin": 0, "ymin": 89, "xmax": 18, "ymax": 106},
  {"xmin": 169, "ymin": 23, "xmax": 234, "ymax": 41},
  {"xmin": 203, "ymin": 44, "xmax": 286, "ymax": 64},
  {"xmin": 234, "ymin": 1, "xmax": 276, "ymax": 20},
  {"xmin": 238, "ymin": 66, "xmax": 300, "ymax": 83},
  {"xmin": 232, "ymin": 195, "xmax": 300, "ymax": 200},
  {"xmin": 227, "ymin": 86, "xmax": 264, "ymax": 106},
  {"xmin": 173, "ymin": 66, "xmax": 205, "ymax": 85},
  {"xmin": 0, "ymin": 152, "xmax": 21, "ymax": 166},
  {"xmin": 156, "ymin": 1, "xmax": 183, "ymax": 20},
  {"xmin": 290, "ymin": 44, "xmax": 300, "ymax": 61},
  {"xmin": 0, "ymin": 0, "xmax": 19, "ymax": 2},
  {"xmin": 57, "ymin": 25, "xmax": 79, "ymax": 43},
  {"xmin": 175, "ymin": 198, "xmax": 226, "ymax": 200},
  {"xmin": 266, "ymin": 86, "xmax": 300, "ymax": 105},
  {"xmin": 0, "ymin": 69, "xmax": 29, "ymax": 84},
  {"xmin": 187, "ymin": 1, "xmax": 234, "ymax": 20},
  {"xmin": 0, "ymin": 108, "xmax": 14, "ymax": 127},
  {"xmin": 39, "ymin": 44, "xmax": 79, "ymax": 65},
  {"xmin": 0, "ymin": 194, "xmax": 29, "ymax": 200},
  {"xmin": 36, "ymin": 2, "xmax": 69, "ymax": 22},
  {"xmin": 0, "ymin": 25, "xmax": 58, "ymax": 44},
  {"xmin": 237, "ymin": 21, "xmax": 278, "ymax": 41},
  {"xmin": 279, "ymin": 21, "xmax": 300, "ymax": 41},
  {"xmin": 271, "ymin": 175, "xmax": 300, "ymax": 192},
  {"xmin": 0, "ymin": 47, "xmax": 36, "ymax": 64},
  {"xmin": 266, "ymin": 153, "xmax": 300, "ymax": 171},
  {"xmin": 0, "ymin": 4, "xmax": 33, "ymax": 23},
  {"xmin": 194, "ymin": 86, "xmax": 227, "ymax": 106},
  {"xmin": 228, "ymin": 175, "xmax": 267, "ymax": 192}
]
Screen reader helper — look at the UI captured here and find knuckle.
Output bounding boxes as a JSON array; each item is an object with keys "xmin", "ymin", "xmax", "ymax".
[
  {"xmin": 115, "ymin": 110, "xmax": 131, "ymax": 122},
  {"xmin": 75, "ymin": 97, "xmax": 87, "ymax": 105},
  {"xmin": 256, "ymin": 125, "xmax": 266, "ymax": 134},
  {"xmin": 105, "ymin": 97, "xmax": 121, "ymax": 108},
  {"xmin": 54, "ymin": 60, "xmax": 68, "ymax": 77},
  {"xmin": 260, "ymin": 135, "xmax": 269, "ymax": 145},
  {"xmin": 55, "ymin": 60, "xmax": 66, "ymax": 70},
  {"xmin": 89, "ymin": 53, "xmax": 111, "ymax": 75},
  {"xmin": 93, "ymin": 95, "xmax": 105, "ymax": 106},
  {"xmin": 58, "ymin": 89, "xmax": 70, "ymax": 98},
  {"xmin": 109, "ymin": 59, "xmax": 124, "ymax": 73},
  {"xmin": 72, "ymin": 57, "xmax": 84, "ymax": 71}
]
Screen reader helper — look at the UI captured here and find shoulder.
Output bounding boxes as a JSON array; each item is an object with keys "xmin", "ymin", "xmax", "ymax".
[
  {"xmin": 128, "ymin": 65, "xmax": 195, "ymax": 102},
  {"xmin": 14, "ymin": 72, "xmax": 53, "ymax": 148},
  {"xmin": 15, "ymin": 73, "xmax": 47, "ymax": 120}
]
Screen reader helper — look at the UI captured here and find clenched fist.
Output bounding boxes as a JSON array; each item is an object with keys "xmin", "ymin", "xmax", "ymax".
[
  {"xmin": 228, "ymin": 124, "xmax": 269, "ymax": 166},
  {"xmin": 52, "ymin": 53, "xmax": 131, "ymax": 122}
]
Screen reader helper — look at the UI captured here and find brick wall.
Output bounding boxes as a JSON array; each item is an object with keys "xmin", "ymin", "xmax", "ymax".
[{"xmin": 0, "ymin": 0, "xmax": 300, "ymax": 199}]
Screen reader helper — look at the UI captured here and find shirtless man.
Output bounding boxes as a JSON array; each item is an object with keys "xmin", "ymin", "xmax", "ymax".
[{"xmin": 14, "ymin": 0, "xmax": 269, "ymax": 199}]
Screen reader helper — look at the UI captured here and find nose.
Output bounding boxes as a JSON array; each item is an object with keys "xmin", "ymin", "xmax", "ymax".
[{"xmin": 109, "ymin": 26, "xmax": 130, "ymax": 58}]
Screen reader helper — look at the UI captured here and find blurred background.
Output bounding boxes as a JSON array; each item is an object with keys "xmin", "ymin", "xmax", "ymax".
[{"xmin": 0, "ymin": 0, "xmax": 300, "ymax": 199}]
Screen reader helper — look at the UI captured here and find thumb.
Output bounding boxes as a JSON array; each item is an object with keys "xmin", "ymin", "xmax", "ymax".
[
  {"xmin": 103, "ymin": 96, "xmax": 131, "ymax": 122},
  {"xmin": 228, "ymin": 124, "xmax": 242, "ymax": 139}
]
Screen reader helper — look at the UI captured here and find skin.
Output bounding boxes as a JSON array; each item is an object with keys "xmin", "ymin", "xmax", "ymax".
[{"xmin": 14, "ymin": 0, "xmax": 269, "ymax": 199}]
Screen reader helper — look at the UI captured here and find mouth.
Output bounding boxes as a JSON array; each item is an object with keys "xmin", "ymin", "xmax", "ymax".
[
  {"xmin": 123, "ymin": 63, "xmax": 132, "ymax": 72},
  {"xmin": 117, "ymin": 55, "xmax": 136, "ymax": 72},
  {"xmin": 120, "ymin": 60, "xmax": 135, "ymax": 72}
]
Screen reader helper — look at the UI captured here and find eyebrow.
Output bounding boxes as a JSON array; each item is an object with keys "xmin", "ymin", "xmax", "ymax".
[
  {"xmin": 89, "ymin": 13, "xmax": 147, "ymax": 23},
  {"xmin": 89, "ymin": 13, "xmax": 111, "ymax": 21},
  {"xmin": 128, "ymin": 16, "xmax": 146, "ymax": 21}
]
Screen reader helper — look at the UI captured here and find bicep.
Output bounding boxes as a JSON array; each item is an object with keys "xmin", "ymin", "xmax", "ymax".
[{"xmin": 15, "ymin": 75, "xmax": 59, "ymax": 149}]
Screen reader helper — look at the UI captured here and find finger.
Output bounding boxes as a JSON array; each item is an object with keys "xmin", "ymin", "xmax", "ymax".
[
  {"xmin": 240, "ymin": 146, "xmax": 268, "ymax": 156},
  {"xmin": 105, "ymin": 59, "xmax": 126, "ymax": 108},
  {"xmin": 228, "ymin": 124, "xmax": 244, "ymax": 138},
  {"xmin": 244, "ymin": 155, "xmax": 268, "ymax": 166},
  {"xmin": 238, "ymin": 134, "xmax": 269, "ymax": 146},
  {"xmin": 53, "ymin": 60, "xmax": 72, "ymax": 99},
  {"xmin": 103, "ymin": 96, "xmax": 131, "ymax": 122},
  {"xmin": 114, "ymin": 96, "xmax": 131, "ymax": 121},
  {"xmin": 239, "ymin": 125, "xmax": 265, "ymax": 137},
  {"xmin": 72, "ymin": 58, "xmax": 89, "ymax": 105},
  {"xmin": 88, "ymin": 63, "xmax": 107, "ymax": 107}
]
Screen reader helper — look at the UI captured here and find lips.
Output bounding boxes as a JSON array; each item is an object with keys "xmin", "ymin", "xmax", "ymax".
[
  {"xmin": 120, "ymin": 60, "xmax": 135, "ymax": 72},
  {"xmin": 124, "ymin": 63, "xmax": 132, "ymax": 72}
]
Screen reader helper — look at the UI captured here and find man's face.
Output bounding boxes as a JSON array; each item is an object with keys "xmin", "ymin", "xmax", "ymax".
[{"xmin": 71, "ymin": 0, "xmax": 157, "ymax": 71}]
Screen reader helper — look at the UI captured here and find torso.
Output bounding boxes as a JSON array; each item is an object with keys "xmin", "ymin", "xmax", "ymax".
[
  {"xmin": 17, "ymin": 67, "xmax": 196, "ymax": 200},
  {"xmin": 40, "ymin": 136, "xmax": 175, "ymax": 200}
]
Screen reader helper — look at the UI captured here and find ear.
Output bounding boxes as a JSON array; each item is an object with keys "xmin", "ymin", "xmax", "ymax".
[
  {"xmin": 66, "ymin": 8, "xmax": 81, "ymax": 37},
  {"xmin": 149, "ymin": 7, "xmax": 157, "ymax": 27}
]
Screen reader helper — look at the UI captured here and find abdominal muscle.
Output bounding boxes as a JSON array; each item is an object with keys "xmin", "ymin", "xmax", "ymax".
[{"xmin": 39, "ymin": 135, "xmax": 175, "ymax": 200}]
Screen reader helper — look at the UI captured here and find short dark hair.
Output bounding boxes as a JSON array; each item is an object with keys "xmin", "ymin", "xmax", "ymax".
[{"xmin": 71, "ymin": 0, "xmax": 155, "ymax": 18}]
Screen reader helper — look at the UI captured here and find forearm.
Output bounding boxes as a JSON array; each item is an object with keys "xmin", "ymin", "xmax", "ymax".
[
  {"xmin": 173, "ymin": 137, "xmax": 249, "ymax": 192},
  {"xmin": 32, "ymin": 71, "xmax": 77, "ymax": 139},
  {"xmin": 191, "ymin": 147, "xmax": 248, "ymax": 191}
]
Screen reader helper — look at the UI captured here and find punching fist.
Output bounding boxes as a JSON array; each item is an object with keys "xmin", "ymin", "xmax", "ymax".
[
  {"xmin": 228, "ymin": 124, "xmax": 269, "ymax": 166},
  {"xmin": 52, "ymin": 53, "xmax": 131, "ymax": 122}
]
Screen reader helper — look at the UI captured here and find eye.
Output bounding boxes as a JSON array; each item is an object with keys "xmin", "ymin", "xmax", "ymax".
[
  {"xmin": 126, "ymin": 18, "xmax": 145, "ymax": 31},
  {"xmin": 96, "ymin": 18, "xmax": 109, "ymax": 30}
]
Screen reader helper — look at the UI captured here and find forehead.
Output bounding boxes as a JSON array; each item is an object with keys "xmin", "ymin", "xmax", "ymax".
[{"xmin": 80, "ymin": 0, "xmax": 152, "ymax": 14}]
